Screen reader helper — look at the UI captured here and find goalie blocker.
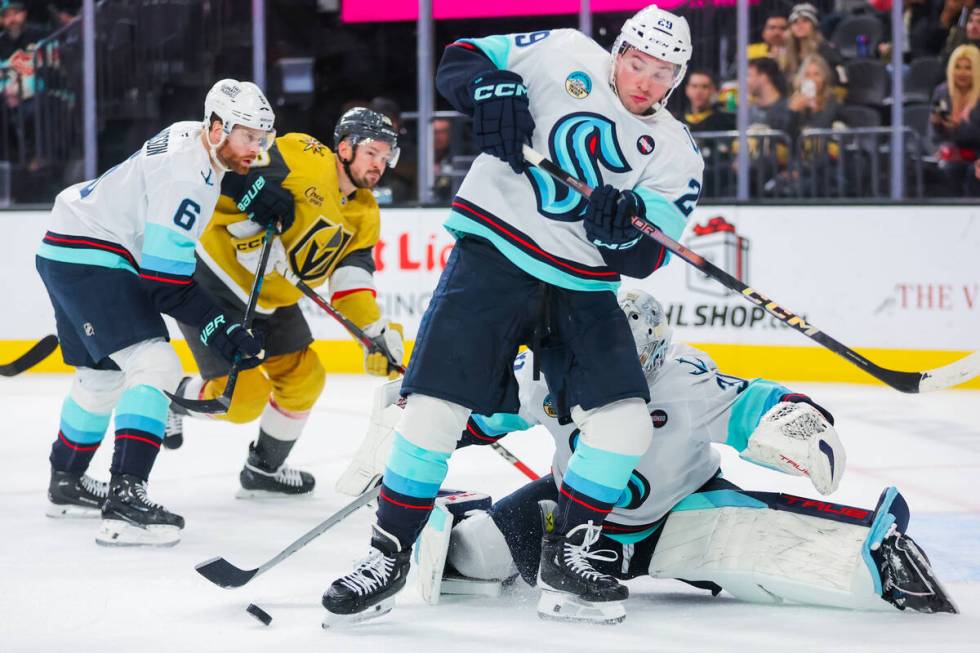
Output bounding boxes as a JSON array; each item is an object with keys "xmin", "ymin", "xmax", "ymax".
[{"xmin": 417, "ymin": 479, "xmax": 957, "ymax": 615}]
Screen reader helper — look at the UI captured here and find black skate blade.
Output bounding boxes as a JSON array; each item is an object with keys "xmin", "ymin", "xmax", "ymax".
[
  {"xmin": 195, "ymin": 556, "xmax": 258, "ymax": 588},
  {"xmin": 165, "ymin": 391, "xmax": 231, "ymax": 415}
]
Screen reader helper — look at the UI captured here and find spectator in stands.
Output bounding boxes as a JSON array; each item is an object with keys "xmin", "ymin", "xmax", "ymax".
[
  {"xmin": 684, "ymin": 70, "xmax": 736, "ymax": 131},
  {"xmin": 748, "ymin": 14, "xmax": 789, "ymax": 61},
  {"xmin": 431, "ymin": 117, "xmax": 454, "ymax": 202},
  {"xmin": 941, "ymin": 6, "xmax": 980, "ymax": 63},
  {"xmin": 0, "ymin": 1, "xmax": 46, "ymax": 60},
  {"xmin": 788, "ymin": 54, "xmax": 846, "ymax": 132},
  {"xmin": 747, "ymin": 57, "xmax": 793, "ymax": 132},
  {"xmin": 930, "ymin": 43, "xmax": 980, "ymax": 194},
  {"xmin": 369, "ymin": 96, "xmax": 416, "ymax": 204},
  {"xmin": 878, "ymin": 0, "xmax": 964, "ymax": 61},
  {"xmin": 782, "ymin": 3, "xmax": 844, "ymax": 83}
]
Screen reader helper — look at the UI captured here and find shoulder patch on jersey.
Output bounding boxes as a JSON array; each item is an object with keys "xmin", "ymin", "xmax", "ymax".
[
  {"xmin": 542, "ymin": 394, "xmax": 558, "ymax": 419},
  {"xmin": 650, "ymin": 409, "xmax": 668, "ymax": 428},
  {"xmin": 565, "ymin": 71, "xmax": 592, "ymax": 99},
  {"xmin": 300, "ymin": 136, "xmax": 327, "ymax": 156},
  {"xmin": 636, "ymin": 134, "xmax": 656, "ymax": 155}
]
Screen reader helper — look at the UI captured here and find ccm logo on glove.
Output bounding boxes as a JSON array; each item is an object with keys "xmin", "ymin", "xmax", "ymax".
[{"xmin": 473, "ymin": 82, "xmax": 528, "ymax": 101}]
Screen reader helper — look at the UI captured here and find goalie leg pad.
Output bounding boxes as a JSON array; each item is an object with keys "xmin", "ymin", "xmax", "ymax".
[
  {"xmin": 415, "ymin": 503, "xmax": 453, "ymax": 605},
  {"xmin": 335, "ymin": 379, "xmax": 404, "ymax": 496},
  {"xmin": 649, "ymin": 489, "xmax": 896, "ymax": 611},
  {"xmin": 448, "ymin": 509, "xmax": 519, "ymax": 582}
]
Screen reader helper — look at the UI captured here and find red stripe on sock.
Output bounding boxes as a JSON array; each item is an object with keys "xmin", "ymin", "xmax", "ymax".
[
  {"xmin": 58, "ymin": 431, "xmax": 100, "ymax": 452},
  {"xmin": 379, "ymin": 488, "xmax": 434, "ymax": 510},
  {"xmin": 558, "ymin": 485, "xmax": 612, "ymax": 515},
  {"xmin": 115, "ymin": 433, "xmax": 162, "ymax": 449}
]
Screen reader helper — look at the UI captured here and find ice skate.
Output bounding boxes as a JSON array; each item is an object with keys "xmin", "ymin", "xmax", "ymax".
[
  {"xmin": 46, "ymin": 470, "xmax": 107, "ymax": 519},
  {"xmin": 96, "ymin": 474, "xmax": 184, "ymax": 547},
  {"xmin": 322, "ymin": 524, "xmax": 411, "ymax": 627}
]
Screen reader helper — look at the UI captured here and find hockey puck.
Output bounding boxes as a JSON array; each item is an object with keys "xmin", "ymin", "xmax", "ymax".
[{"xmin": 246, "ymin": 603, "xmax": 272, "ymax": 626}]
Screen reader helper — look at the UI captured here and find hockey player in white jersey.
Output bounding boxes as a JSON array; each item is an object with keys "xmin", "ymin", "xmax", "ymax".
[
  {"xmin": 322, "ymin": 4, "xmax": 703, "ymax": 626},
  {"xmin": 36, "ymin": 79, "xmax": 276, "ymax": 546},
  {"xmin": 343, "ymin": 289, "xmax": 958, "ymax": 620}
]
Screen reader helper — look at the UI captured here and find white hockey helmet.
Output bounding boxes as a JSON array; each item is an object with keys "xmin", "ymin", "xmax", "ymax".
[
  {"xmin": 618, "ymin": 288, "xmax": 672, "ymax": 380},
  {"xmin": 610, "ymin": 4, "xmax": 693, "ymax": 113},
  {"xmin": 203, "ymin": 78, "xmax": 276, "ymax": 140}
]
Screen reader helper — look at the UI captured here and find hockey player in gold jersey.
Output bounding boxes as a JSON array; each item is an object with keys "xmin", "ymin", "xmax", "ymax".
[{"xmin": 165, "ymin": 108, "xmax": 404, "ymax": 497}]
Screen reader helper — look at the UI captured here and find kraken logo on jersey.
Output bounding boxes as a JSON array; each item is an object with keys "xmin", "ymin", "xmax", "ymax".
[
  {"xmin": 527, "ymin": 112, "xmax": 631, "ymax": 222},
  {"xmin": 288, "ymin": 217, "xmax": 353, "ymax": 282}
]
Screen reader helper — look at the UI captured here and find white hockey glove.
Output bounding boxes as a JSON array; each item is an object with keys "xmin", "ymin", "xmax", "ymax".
[
  {"xmin": 231, "ymin": 230, "xmax": 287, "ymax": 278},
  {"xmin": 362, "ymin": 319, "xmax": 404, "ymax": 378},
  {"xmin": 335, "ymin": 378, "xmax": 403, "ymax": 496},
  {"xmin": 740, "ymin": 401, "xmax": 846, "ymax": 495}
]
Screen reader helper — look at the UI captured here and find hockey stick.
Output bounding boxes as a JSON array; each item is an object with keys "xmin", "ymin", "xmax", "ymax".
[
  {"xmin": 196, "ymin": 484, "xmax": 381, "ymax": 589},
  {"xmin": 286, "ymin": 272, "xmax": 403, "ymax": 374},
  {"xmin": 522, "ymin": 145, "xmax": 980, "ymax": 393},
  {"xmin": 285, "ymin": 273, "xmax": 541, "ymax": 480},
  {"xmin": 0, "ymin": 335, "xmax": 58, "ymax": 377},
  {"xmin": 488, "ymin": 441, "xmax": 540, "ymax": 480},
  {"xmin": 166, "ymin": 223, "xmax": 278, "ymax": 414}
]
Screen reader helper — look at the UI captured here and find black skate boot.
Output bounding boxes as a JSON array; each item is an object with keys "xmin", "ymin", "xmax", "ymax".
[
  {"xmin": 163, "ymin": 376, "xmax": 191, "ymax": 450},
  {"xmin": 237, "ymin": 434, "xmax": 315, "ymax": 498},
  {"xmin": 537, "ymin": 501, "xmax": 627, "ymax": 624},
  {"xmin": 873, "ymin": 526, "xmax": 958, "ymax": 614},
  {"xmin": 322, "ymin": 524, "xmax": 412, "ymax": 627},
  {"xmin": 46, "ymin": 469, "xmax": 108, "ymax": 518},
  {"xmin": 96, "ymin": 474, "xmax": 184, "ymax": 547}
]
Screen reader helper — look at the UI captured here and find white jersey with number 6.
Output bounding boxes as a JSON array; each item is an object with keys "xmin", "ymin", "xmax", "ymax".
[{"xmin": 43, "ymin": 121, "xmax": 223, "ymax": 280}]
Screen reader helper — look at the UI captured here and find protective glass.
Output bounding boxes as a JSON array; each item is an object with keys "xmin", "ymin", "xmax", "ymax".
[
  {"xmin": 228, "ymin": 125, "xmax": 277, "ymax": 151},
  {"xmin": 353, "ymin": 137, "xmax": 401, "ymax": 169}
]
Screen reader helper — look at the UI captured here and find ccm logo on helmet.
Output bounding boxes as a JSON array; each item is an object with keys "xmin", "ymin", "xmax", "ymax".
[{"xmin": 474, "ymin": 82, "xmax": 529, "ymax": 101}]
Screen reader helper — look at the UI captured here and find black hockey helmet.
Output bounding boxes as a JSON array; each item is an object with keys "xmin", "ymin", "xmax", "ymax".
[{"xmin": 333, "ymin": 107, "xmax": 400, "ymax": 168}]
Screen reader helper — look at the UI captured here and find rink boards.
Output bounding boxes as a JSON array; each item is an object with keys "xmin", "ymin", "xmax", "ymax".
[{"xmin": 3, "ymin": 205, "xmax": 978, "ymax": 389}]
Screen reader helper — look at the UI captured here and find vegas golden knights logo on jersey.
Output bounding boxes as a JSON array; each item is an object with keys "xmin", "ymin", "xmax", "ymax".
[{"xmin": 289, "ymin": 217, "xmax": 353, "ymax": 282}]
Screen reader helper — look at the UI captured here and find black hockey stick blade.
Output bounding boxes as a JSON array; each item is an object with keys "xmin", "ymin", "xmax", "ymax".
[
  {"xmin": 521, "ymin": 145, "xmax": 980, "ymax": 394},
  {"xmin": 195, "ymin": 484, "xmax": 381, "ymax": 589},
  {"xmin": 0, "ymin": 335, "xmax": 59, "ymax": 377},
  {"xmin": 194, "ymin": 556, "xmax": 257, "ymax": 588},
  {"xmin": 164, "ymin": 387, "xmax": 232, "ymax": 414}
]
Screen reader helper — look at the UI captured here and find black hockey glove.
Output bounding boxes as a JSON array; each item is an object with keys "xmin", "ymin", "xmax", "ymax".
[
  {"xmin": 584, "ymin": 185, "xmax": 643, "ymax": 249},
  {"xmin": 199, "ymin": 309, "xmax": 265, "ymax": 370},
  {"xmin": 468, "ymin": 69, "xmax": 535, "ymax": 174},
  {"xmin": 239, "ymin": 175, "xmax": 295, "ymax": 232}
]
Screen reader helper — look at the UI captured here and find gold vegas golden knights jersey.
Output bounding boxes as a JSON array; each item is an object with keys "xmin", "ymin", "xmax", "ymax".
[{"xmin": 195, "ymin": 133, "xmax": 382, "ymax": 321}]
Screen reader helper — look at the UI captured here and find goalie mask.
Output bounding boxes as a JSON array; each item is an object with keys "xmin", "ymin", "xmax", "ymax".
[
  {"xmin": 334, "ymin": 107, "xmax": 401, "ymax": 169},
  {"xmin": 610, "ymin": 4, "xmax": 693, "ymax": 114},
  {"xmin": 618, "ymin": 288, "xmax": 672, "ymax": 380}
]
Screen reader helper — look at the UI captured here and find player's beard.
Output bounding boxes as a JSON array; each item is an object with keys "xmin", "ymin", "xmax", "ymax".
[
  {"xmin": 342, "ymin": 157, "xmax": 382, "ymax": 190},
  {"xmin": 216, "ymin": 141, "xmax": 252, "ymax": 174}
]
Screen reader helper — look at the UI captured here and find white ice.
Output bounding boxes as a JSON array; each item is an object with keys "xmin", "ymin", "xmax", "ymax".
[{"xmin": 2, "ymin": 375, "xmax": 979, "ymax": 652}]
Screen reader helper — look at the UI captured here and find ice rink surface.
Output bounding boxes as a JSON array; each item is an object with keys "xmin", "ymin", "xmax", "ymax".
[{"xmin": 3, "ymin": 374, "xmax": 979, "ymax": 652}]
